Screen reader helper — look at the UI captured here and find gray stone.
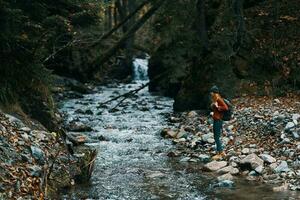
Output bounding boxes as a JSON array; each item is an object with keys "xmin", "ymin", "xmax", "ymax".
[
  {"xmin": 260, "ymin": 154, "xmax": 276, "ymax": 163},
  {"xmin": 215, "ymin": 180, "xmax": 234, "ymax": 188},
  {"xmin": 198, "ymin": 154, "xmax": 210, "ymax": 162},
  {"xmin": 217, "ymin": 166, "xmax": 239, "ymax": 175},
  {"xmin": 180, "ymin": 157, "xmax": 190, "ymax": 162},
  {"xmin": 240, "ymin": 153, "xmax": 264, "ymax": 170},
  {"xmin": 207, "ymin": 138, "xmax": 215, "ymax": 144},
  {"xmin": 217, "ymin": 173, "xmax": 233, "ymax": 181},
  {"xmin": 254, "ymin": 165, "xmax": 264, "ymax": 174},
  {"xmin": 30, "ymin": 146, "xmax": 45, "ymax": 164},
  {"xmin": 204, "ymin": 161, "xmax": 227, "ymax": 171},
  {"xmin": 292, "ymin": 114, "xmax": 300, "ymax": 121},
  {"xmin": 242, "ymin": 148, "xmax": 250, "ymax": 154},
  {"xmin": 285, "ymin": 122, "xmax": 295, "ymax": 130},
  {"xmin": 19, "ymin": 127, "xmax": 31, "ymax": 133},
  {"xmin": 21, "ymin": 133, "xmax": 29, "ymax": 141},
  {"xmin": 187, "ymin": 111, "xmax": 197, "ymax": 118},
  {"xmin": 67, "ymin": 121, "xmax": 93, "ymax": 132},
  {"xmin": 249, "ymin": 171, "xmax": 258, "ymax": 176},
  {"xmin": 176, "ymin": 130, "xmax": 187, "ymax": 139},
  {"xmin": 292, "ymin": 132, "xmax": 299, "ymax": 139},
  {"xmin": 202, "ymin": 133, "xmax": 213, "ymax": 142},
  {"xmin": 161, "ymin": 129, "xmax": 177, "ymax": 138},
  {"xmin": 275, "ymin": 161, "xmax": 290, "ymax": 173}
]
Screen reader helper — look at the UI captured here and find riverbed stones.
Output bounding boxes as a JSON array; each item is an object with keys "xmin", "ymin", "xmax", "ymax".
[
  {"xmin": 285, "ymin": 122, "xmax": 296, "ymax": 131},
  {"xmin": 217, "ymin": 173, "xmax": 233, "ymax": 181},
  {"xmin": 254, "ymin": 165, "xmax": 264, "ymax": 174},
  {"xmin": 240, "ymin": 153, "xmax": 264, "ymax": 170},
  {"xmin": 275, "ymin": 161, "xmax": 290, "ymax": 173},
  {"xmin": 67, "ymin": 121, "xmax": 92, "ymax": 132},
  {"xmin": 242, "ymin": 148, "xmax": 250, "ymax": 154},
  {"xmin": 161, "ymin": 128, "xmax": 177, "ymax": 138},
  {"xmin": 204, "ymin": 161, "xmax": 228, "ymax": 171},
  {"xmin": 30, "ymin": 146, "xmax": 45, "ymax": 164},
  {"xmin": 217, "ymin": 166, "xmax": 239, "ymax": 175},
  {"xmin": 260, "ymin": 154, "xmax": 276, "ymax": 164}
]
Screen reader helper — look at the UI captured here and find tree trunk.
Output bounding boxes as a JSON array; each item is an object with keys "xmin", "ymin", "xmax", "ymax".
[
  {"xmin": 108, "ymin": 5, "xmax": 113, "ymax": 30},
  {"xmin": 90, "ymin": 0, "xmax": 150, "ymax": 48},
  {"xmin": 233, "ymin": 0, "xmax": 245, "ymax": 51},
  {"xmin": 196, "ymin": 0, "xmax": 208, "ymax": 52},
  {"xmin": 89, "ymin": 0, "xmax": 166, "ymax": 75}
]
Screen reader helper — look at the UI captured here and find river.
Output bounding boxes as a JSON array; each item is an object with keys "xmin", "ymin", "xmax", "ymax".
[{"xmin": 58, "ymin": 58, "xmax": 297, "ymax": 200}]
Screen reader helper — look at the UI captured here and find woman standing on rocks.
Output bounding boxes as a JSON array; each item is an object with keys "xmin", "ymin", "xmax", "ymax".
[{"xmin": 210, "ymin": 86, "xmax": 228, "ymax": 160}]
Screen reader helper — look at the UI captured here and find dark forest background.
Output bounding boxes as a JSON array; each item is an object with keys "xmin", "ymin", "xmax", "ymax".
[{"xmin": 1, "ymin": 0, "xmax": 299, "ymax": 129}]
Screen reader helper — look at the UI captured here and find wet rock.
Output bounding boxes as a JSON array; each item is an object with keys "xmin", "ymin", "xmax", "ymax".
[
  {"xmin": 217, "ymin": 166, "xmax": 239, "ymax": 175},
  {"xmin": 180, "ymin": 157, "xmax": 191, "ymax": 162},
  {"xmin": 204, "ymin": 161, "xmax": 227, "ymax": 171},
  {"xmin": 67, "ymin": 121, "xmax": 93, "ymax": 132},
  {"xmin": 213, "ymin": 180, "xmax": 234, "ymax": 188},
  {"xmin": 274, "ymin": 161, "xmax": 290, "ymax": 173},
  {"xmin": 167, "ymin": 151, "xmax": 180, "ymax": 157},
  {"xmin": 147, "ymin": 172, "xmax": 165, "ymax": 179},
  {"xmin": 260, "ymin": 154, "xmax": 276, "ymax": 164},
  {"xmin": 170, "ymin": 117, "xmax": 181, "ymax": 123},
  {"xmin": 161, "ymin": 128, "xmax": 177, "ymax": 138},
  {"xmin": 30, "ymin": 146, "xmax": 45, "ymax": 164},
  {"xmin": 217, "ymin": 173, "xmax": 233, "ymax": 181},
  {"xmin": 240, "ymin": 153, "xmax": 264, "ymax": 170}
]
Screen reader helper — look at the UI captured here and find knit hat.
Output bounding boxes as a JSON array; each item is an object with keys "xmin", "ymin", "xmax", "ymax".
[{"xmin": 210, "ymin": 85, "xmax": 219, "ymax": 93}]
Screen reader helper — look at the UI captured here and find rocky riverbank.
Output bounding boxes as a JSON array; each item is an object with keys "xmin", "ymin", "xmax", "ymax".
[
  {"xmin": 161, "ymin": 95, "xmax": 300, "ymax": 192},
  {"xmin": 0, "ymin": 77, "xmax": 97, "ymax": 199}
]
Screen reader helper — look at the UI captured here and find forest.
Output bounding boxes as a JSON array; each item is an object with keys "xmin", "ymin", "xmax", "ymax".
[{"xmin": 0, "ymin": 0, "xmax": 300, "ymax": 199}]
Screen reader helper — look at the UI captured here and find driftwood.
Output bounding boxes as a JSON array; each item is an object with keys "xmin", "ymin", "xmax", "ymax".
[{"xmin": 98, "ymin": 82, "xmax": 149, "ymax": 109}]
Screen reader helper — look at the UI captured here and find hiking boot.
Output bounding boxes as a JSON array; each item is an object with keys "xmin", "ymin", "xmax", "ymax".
[{"xmin": 212, "ymin": 151, "xmax": 226, "ymax": 160}]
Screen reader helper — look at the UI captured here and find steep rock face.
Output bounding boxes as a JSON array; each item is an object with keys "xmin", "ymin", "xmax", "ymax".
[{"xmin": 148, "ymin": 0, "xmax": 300, "ymax": 111}]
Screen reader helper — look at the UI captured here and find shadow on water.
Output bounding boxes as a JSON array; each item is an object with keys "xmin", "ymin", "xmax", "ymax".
[{"xmin": 59, "ymin": 58, "xmax": 298, "ymax": 200}]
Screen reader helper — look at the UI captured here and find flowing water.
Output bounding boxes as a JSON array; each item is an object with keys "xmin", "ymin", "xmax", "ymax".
[{"xmin": 59, "ymin": 58, "xmax": 298, "ymax": 200}]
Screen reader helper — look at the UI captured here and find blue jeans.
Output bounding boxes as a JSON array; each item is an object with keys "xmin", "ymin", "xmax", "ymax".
[{"xmin": 213, "ymin": 120, "xmax": 223, "ymax": 152}]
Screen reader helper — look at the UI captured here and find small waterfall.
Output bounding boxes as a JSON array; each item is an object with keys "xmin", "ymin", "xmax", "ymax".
[{"xmin": 132, "ymin": 55, "xmax": 149, "ymax": 81}]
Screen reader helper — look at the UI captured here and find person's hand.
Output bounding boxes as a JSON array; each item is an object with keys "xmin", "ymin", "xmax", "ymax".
[{"xmin": 214, "ymin": 102, "xmax": 218, "ymax": 108}]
